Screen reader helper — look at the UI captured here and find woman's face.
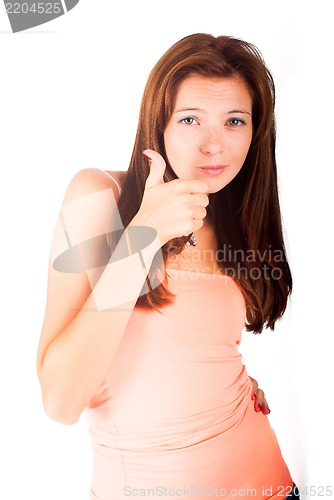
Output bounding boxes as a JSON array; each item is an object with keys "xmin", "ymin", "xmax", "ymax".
[{"xmin": 163, "ymin": 75, "xmax": 253, "ymax": 194}]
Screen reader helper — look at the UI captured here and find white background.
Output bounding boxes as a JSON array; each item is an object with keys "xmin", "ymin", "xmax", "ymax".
[{"xmin": 1, "ymin": 1, "xmax": 333, "ymax": 499}]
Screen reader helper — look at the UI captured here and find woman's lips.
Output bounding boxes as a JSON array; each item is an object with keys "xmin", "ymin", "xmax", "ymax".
[{"xmin": 199, "ymin": 165, "xmax": 228, "ymax": 175}]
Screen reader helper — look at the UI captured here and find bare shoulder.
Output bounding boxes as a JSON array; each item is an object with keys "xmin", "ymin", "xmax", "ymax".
[
  {"xmin": 63, "ymin": 168, "xmax": 127, "ymax": 205},
  {"xmin": 104, "ymin": 170, "xmax": 128, "ymax": 192}
]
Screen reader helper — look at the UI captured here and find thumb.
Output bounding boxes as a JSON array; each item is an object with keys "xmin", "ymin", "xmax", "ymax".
[{"xmin": 143, "ymin": 149, "xmax": 166, "ymax": 188}]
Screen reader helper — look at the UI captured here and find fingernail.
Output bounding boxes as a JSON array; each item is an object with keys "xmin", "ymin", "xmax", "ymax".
[
  {"xmin": 251, "ymin": 392, "xmax": 257, "ymax": 400},
  {"xmin": 258, "ymin": 404, "xmax": 263, "ymax": 411},
  {"xmin": 143, "ymin": 152, "xmax": 152, "ymax": 160},
  {"xmin": 266, "ymin": 408, "xmax": 271, "ymax": 414}
]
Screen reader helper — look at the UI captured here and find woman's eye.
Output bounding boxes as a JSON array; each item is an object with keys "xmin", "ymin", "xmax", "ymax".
[
  {"xmin": 227, "ymin": 117, "xmax": 246, "ymax": 127},
  {"xmin": 179, "ymin": 116, "xmax": 197, "ymax": 125}
]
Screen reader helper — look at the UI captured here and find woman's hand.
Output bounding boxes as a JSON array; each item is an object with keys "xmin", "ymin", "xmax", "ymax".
[
  {"xmin": 249, "ymin": 376, "xmax": 271, "ymax": 415},
  {"xmin": 131, "ymin": 149, "xmax": 209, "ymax": 247}
]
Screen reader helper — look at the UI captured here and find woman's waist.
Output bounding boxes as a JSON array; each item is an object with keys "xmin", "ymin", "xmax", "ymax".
[{"xmin": 86, "ymin": 374, "xmax": 253, "ymax": 449}]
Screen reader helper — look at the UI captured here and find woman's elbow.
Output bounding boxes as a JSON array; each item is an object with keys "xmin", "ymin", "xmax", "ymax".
[
  {"xmin": 37, "ymin": 365, "xmax": 83, "ymax": 425},
  {"xmin": 41, "ymin": 392, "xmax": 82, "ymax": 425}
]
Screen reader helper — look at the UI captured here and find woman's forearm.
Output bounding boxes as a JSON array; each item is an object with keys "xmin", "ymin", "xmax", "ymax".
[{"xmin": 38, "ymin": 223, "xmax": 162, "ymax": 424}]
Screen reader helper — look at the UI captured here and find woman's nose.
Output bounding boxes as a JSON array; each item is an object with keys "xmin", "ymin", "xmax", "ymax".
[{"xmin": 200, "ymin": 128, "xmax": 225, "ymax": 156}]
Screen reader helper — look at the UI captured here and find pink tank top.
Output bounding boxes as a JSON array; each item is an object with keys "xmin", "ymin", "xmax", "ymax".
[{"xmin": 86, "ymin": 264, "xmax": 293, "ymax": 499}]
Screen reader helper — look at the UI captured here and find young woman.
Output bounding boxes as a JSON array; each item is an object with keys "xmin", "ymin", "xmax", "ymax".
[{"xmin": 37, "ymin": 34, "xmax": 300, "ymax": 499}]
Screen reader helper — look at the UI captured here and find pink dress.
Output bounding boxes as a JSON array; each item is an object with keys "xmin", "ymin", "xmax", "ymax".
[{"xmin": 86, "ymin": 267, "xmax": 293, "ymax": 499}]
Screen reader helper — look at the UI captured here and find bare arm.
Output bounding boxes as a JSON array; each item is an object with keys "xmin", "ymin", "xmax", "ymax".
[
  {"xmin": 37, "ymin": 152, "xmax": 208, "ymax": 425},
  {"xmin": 36, "ymin": 168, "xmax": 162, "ymax": 424}
]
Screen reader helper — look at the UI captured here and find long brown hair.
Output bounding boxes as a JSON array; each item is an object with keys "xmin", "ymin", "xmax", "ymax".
[{"xmin": 117, "ymin": 33, "xmax": 292, "ymax": 334}]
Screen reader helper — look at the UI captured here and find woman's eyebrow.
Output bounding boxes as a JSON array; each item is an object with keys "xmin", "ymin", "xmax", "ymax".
[
  {"xmin": 174, "ymin": 107, "xmax": 202, "ymax": 113},
  {"xmin": 228, "ymin": 109, "xmax": 252, "ymax": 116},
  {"xmin": 173, "ymin": 107, "xmax": 252, "ymax": 116}
]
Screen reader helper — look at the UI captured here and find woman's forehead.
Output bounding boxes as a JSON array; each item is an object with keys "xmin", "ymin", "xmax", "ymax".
[{"xmin": 173, "ymin": 75, "xmax": 252, "ymax": 111}]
